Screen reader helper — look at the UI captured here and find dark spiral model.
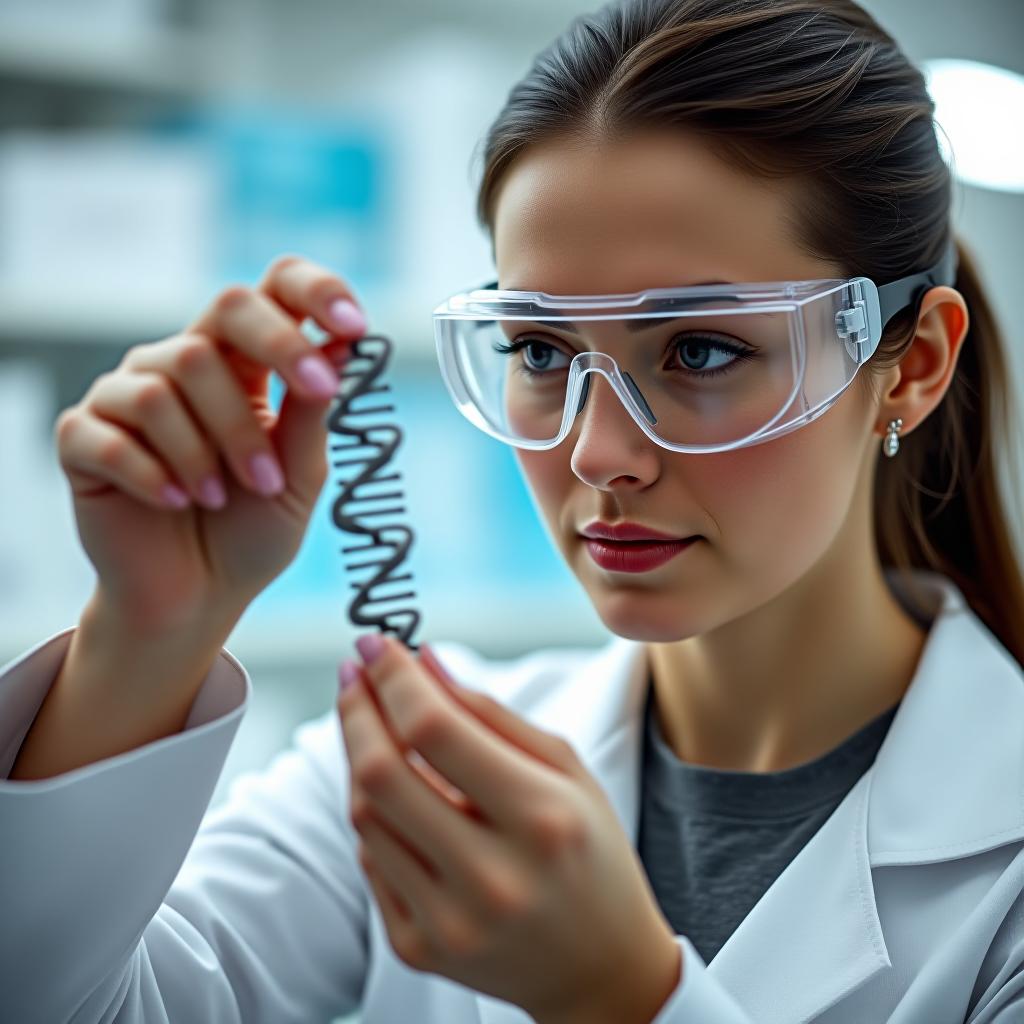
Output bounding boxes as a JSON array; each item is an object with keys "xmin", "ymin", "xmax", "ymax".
[{"xmin": 326, "ymin": 334, "xmax": 421, "ymax": 652}]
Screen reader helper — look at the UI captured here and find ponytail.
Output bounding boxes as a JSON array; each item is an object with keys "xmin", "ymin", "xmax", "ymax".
[{"xmin": 874, "ymin": 236, "xmax": 1024, "ymax": 668}]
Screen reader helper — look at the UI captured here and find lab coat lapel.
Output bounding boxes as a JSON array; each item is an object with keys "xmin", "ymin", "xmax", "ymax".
[
  {"xmin": 475, "ymin": 572, "xmax": 1024, "ymax": 1024},
  {"xmin": 705, "ymin": 575, "xmax": 1024, "ymax": 1022}
]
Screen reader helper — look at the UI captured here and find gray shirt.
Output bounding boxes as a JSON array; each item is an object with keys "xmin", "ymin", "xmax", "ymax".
[{"xmin": 637, "ymin": 677, "xmax": 899, "ymax": 965}]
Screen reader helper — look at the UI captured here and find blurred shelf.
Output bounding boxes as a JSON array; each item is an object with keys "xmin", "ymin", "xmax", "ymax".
[
  {"xmin": 0, "ymin": 284, "xmax": 439, "ymax": 360},
  {"xmin": 0, "ymin": 22, "xmax": 211, "ymax": 96},
  {"xmin": 0, "ymin": 284, "xmax": 202, "ymax": 344}
]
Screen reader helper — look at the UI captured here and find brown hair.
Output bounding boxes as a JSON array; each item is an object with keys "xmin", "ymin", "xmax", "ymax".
[{"xmin": 472, "ymin": 0, "xmax": 1024, "ymax": 668}]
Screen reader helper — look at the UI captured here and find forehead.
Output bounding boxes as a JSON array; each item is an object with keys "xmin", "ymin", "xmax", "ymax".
[{"xmin": 492, "ymin": 131, "xmax": 838, "ymax": 292}]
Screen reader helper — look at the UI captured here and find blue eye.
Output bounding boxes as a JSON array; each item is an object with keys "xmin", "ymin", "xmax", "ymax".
[
  {"xmin": 674, "ymin": 335, "xmax": 748, "ymax": 376},
  {"xmin": 491, "ymin": 334, "xmax": 754, "ymax": 379},
  {"xmin": 491, "ymin": 338, "xmax": 570, "ymax": 375}
]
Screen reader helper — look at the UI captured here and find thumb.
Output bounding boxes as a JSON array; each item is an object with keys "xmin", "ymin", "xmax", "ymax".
[
  {"xmin": 271, "ymin": 344, "xmax": 350, "ymax": 504},
  {"xmin": 418, "ymin": 643, "xmax": 582, "ymax": 778}
]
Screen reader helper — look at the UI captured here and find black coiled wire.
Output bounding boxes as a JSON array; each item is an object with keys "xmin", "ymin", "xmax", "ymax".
[{"xmin": 325, "ymin": 334, "xmax": 421, "ymax": 652}]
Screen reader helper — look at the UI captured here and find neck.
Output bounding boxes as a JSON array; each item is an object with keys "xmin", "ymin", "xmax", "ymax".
[{"xmin": 646, "ymin": 550, "xmax": 929, "ymax": 774}]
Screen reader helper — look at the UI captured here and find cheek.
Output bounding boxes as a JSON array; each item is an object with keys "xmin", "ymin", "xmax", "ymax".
[
  {"xmin": 690, "ymin": 410, "xmax": 868, "ymax": 571},
  {"xmin": 514, "ymin": 450, "xmax": 567, "ymax": 532},
  {"xmin": 513, "ymin": 382, "xmax": 874, "ymax": 591}
]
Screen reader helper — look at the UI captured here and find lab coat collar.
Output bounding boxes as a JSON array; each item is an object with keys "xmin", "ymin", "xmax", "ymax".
[{"xmin": 475, "ymin": 570, "xmax": 1024, "ymax": 1024}]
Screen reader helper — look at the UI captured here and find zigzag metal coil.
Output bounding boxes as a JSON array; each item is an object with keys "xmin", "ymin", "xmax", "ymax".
[{"xmin": 325, "ymin": 334, "xmax": 421, "ymax": 652}]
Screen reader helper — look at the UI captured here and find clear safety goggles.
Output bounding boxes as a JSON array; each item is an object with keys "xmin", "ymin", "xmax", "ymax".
[{"xmin": 431, "ymin": 242, "xmax": 958, "ymax": 453}]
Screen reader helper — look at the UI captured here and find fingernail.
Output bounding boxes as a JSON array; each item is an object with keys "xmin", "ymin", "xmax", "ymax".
[
  {"xmin": 328, "ymin": 298, "xmax": 367, "ymax": 336},
  {"xmin": 248, "ymin": 452, "xmax": 285, "ymax": 496},
  {"xmin": 295, "ymin": 354, "xmax": 340, "ymax": 398},
  {"xmin": 161, "ymin": 483, "xmax": 190, "ymax": 509},
  {"xmin": 197, "ymin": 474, "xmax": 227, "ymax": 509},
  {"xmin": 355, "ymin": 632, "xmax": 386, "ymax": 665},
  {"xmin": 339, "ymin": 658, "xmax": 360, "ymax": 695}
]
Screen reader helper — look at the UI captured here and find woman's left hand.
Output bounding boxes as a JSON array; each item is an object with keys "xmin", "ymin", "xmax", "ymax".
[{"xmin": 336, "ymin": 632, "xmax": 682, "ymax": 1024}]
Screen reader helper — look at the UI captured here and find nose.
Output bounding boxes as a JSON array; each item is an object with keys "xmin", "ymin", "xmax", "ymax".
[
  {"xmin": 570, "ymin": 362, "xmax": 658, "ymax": 430},
  {"xmin": 567, "ymin": 367, "xmax": 662, "ymax": 483}
]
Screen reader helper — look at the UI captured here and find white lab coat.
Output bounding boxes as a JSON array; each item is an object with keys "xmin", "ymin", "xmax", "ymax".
[{"xmin": 2, "ymin": 569, "xmax": 1023, "ymax": 1023}]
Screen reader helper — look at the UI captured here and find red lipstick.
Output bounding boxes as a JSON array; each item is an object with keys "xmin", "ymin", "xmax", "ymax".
[{"xmin": 579, "ymin": 520, "xmax": 701, "ymax": 573}]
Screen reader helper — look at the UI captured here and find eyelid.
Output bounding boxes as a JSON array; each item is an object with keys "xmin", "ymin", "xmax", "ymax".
[{"xmin": 514, "ymin": 326, "xmax": 755, "ymax": 350}]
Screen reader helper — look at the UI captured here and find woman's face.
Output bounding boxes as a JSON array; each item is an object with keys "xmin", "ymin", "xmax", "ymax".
[{"xmin": 491, "ymin": 130, "xmax": 884, "ymax": 642}]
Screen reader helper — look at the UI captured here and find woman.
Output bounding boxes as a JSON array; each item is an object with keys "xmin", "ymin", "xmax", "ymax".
[{"xmin": 3, "ymin": 0, "xmax": 1022, "ymax": 1021}]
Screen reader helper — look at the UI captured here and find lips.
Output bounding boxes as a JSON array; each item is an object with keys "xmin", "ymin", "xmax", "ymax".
[
  {"xmin": 580, "ymin": 520, "xmax": 690, "ymax": 543},
  {"xmin": 583, "ymin": 536, "xmax": 697, "ymax": 572}
]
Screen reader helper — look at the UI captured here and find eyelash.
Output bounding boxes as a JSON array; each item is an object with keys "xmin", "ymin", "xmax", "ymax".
[{"xmin": 490, "ymin": 334, "xmax": 755, "ymax": 379}]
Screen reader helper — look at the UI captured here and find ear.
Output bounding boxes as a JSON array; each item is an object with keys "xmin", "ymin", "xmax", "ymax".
[{"xmin": 876, "ymin": 285, "xmax": 970, "ymax": 438}]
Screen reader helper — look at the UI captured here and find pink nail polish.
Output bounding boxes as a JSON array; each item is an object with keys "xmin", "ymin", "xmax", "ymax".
[
  {"xmin": 355, "ymin": 632, "xmax": 386, "ymax": 665},
  {"xmin": 328, "ymin": 298, "xmax": 367, "ymax": 336},
  {"xmin": 248, "ymin": 452, "xmax": 285, "ymax": 496},
  {"xmin": 161, "ymin": 483, "xmax": 190, "ymax": 509},
  {"xmin": 198, "ymin": 474, "xmax": 227, "ymax": 509},
  {"xmin": 339, "ymin": 659, "xmax": 360, "ymax": 694},
  {"xmin": 295, "ymin": 354, "xmax": 340, "ymax": 398}
]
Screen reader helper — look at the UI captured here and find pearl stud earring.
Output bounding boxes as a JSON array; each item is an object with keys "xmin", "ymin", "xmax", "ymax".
[{"xmin": 883, "ymin": 418, "xmax": 903, "ymax": 458}]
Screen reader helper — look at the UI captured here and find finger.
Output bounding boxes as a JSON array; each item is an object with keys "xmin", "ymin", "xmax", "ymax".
[
  {"xmin": 192, "ymin": 285, "xmax": 341, "ymax": 402},
  {"xmin": 121, "ymin": 333, "xmax": 287, "ymax": 498},
  {"xmin": 267, "ymin": 350, "xmax": 340, "ymax": 507},
  {"xmin": 359, "ymin": 849, "xmax": 432, "ymax": 971},
  {"xmin": 359, "ymin": 845, "xmax": 414, "ymax": 922},
  {"xmin": 257, "ymin": 254, "xmax": 368, "ymax": 341},
  {"xmin": 84, "ymin": 369, "xmax": 230, "ymax": 509},
  {"xmin": 338, "ymin": 659, "xmax": 494, "ymax": 884},
  {"xmin": 355, "ymin": 815, "xmax": 437, "ymax": 912},
  {"xmin": 355, "ymin": 635, "xmax": 570, "ymax": 834},
  {"xmin": 55, "ymin": 406, "xmax": 197, "ymax": 511},
  {"xmin": 419, "ymin": 644, "xmax": 582, "ymax": 778}
]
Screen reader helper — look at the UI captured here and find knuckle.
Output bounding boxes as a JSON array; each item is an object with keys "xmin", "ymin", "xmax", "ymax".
[
  {"xmin": 132, "ymin": 376, "xmax": 174, "ymax": 416},
  {"xmin": 348, "ymin": 796, "xmax": 373, "ymax": 832},
  {"xmin": 434, "ymin": 910, "xmax": 479, "ymax": 958},
  {"xmin": 406, "ymin": 709, "xmax": 449, "ymax": 753},
  {"xmin": 172, "ymin": 334, "xmax": 216, "ymax": 376},
  {"xmin": 119, "ymin": 345, "xmax": 145, "ymax": 371},
  {"xmin": 528, "ymin": 803, "xmax": 580, "ymax": 856},
  {"xmin": 53, "ymin": 407, "xmax": 80, "ymax": 445},
  {"xmin": 96, "ymin": 434, "xmax": 129, "ymax": 471},
  {"xmin": 213, "ymin": 285, "xmax": 251, "ymax": 317},
  {"xmin": 85, "ymin": 370, "xmax": 115, "ymax": 399},
  {"xmin": 356, "ymin": 754, "xmax": 397, "ymax": 797},
  {"xmin": 472, "ymin": 866, "xmax": 527, "ymax": 921},
  {"xmin": 393, "ymin": 925, "xmax": 429, "ymax": 970},
  {"xmin": 264, "ymin": 253, "xmax": 304, "ymax": 280}
]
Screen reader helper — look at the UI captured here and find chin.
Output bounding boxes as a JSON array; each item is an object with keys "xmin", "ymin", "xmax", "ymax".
[{"xmin": 585, "ymin": 584, "xmax": 711, "ymax": 644}]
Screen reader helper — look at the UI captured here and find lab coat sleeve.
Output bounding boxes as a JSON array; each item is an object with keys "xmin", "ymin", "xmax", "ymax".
[
  {"xmin": 0, "ymin": 626, "xmax": 369, "ymax": 1024},
  {"xmin": 651, "ymin": 935, "xmax": 754, "ymax": 1023}
]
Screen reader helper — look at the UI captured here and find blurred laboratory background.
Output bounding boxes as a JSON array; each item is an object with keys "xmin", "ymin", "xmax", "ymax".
[{"xmin": 0, "ymin": 0, "xmax": 1021, "ymax": 845}]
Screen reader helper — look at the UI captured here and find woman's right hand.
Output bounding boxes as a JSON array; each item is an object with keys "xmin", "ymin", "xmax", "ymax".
[{"xmin": 56, "ymin": 255, "xmax": 368, "ymax": 631}]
